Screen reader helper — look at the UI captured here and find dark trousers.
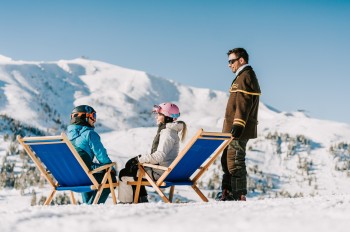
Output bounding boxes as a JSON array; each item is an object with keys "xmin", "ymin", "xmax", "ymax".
[
  {"xmin": 221, "ymin": 139, "xmax": 248, "ymax": 196},
  {"xmin": 119, "ymin": 167, "xmax": 148, "ymax": 198},
  {"xmin": 82, "ymin": 172, "xmax": 117, "ymax": 204}
]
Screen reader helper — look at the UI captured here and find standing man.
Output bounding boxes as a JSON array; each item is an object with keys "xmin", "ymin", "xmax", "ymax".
[{"xmin": 219, "ymin": 48, "xmax": 261, "ymax": 201}]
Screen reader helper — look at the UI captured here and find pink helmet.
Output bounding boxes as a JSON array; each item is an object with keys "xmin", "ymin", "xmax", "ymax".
[{"xmin": 153, "ymin": 102, "xmax": 180, "ymax": 120}]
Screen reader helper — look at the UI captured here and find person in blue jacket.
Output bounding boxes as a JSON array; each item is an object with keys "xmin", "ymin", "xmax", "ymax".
[{"xmin": 67, "ymin": 105, "xmax": 116, "ymax": 204}]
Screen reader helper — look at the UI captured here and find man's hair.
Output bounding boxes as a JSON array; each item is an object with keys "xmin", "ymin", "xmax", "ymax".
[{"xmin": 227, "ymin": 48, "xmax": 249, "ymax": 63}]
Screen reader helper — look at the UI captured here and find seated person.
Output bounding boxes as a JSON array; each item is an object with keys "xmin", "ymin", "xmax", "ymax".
[
  {"xmin": 67, "ymin": 105, "xmax": 116, "ymax": 204},
  {"xmin": 118, "ymin": 102, "xmax": 187, "ymax": 203}
]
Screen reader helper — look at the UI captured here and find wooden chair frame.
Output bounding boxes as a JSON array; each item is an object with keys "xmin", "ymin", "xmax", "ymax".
[
  {"xmin": 128, "ymin": 129, "xmax": 233, "ymax": 203},
  {"xmin": 17, "ymin": 133, "xmax": 118, "ymax": 205}
]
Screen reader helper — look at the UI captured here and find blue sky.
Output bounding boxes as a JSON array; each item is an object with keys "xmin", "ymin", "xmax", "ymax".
[{"xmin": 1, "ymin": 0, "xmax": 350, "ymax": 123}]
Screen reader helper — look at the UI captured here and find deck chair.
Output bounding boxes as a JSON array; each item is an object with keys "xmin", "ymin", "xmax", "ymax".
[
  {"xmin": 17, "ymin": 133, "xmax": 118, "ymax": 205},
  {"xmin": 129, "ymin": 128, "xmax": 233, "ymax": 203}
]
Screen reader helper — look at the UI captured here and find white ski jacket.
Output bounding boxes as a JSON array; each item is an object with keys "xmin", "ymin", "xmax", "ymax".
[{"xmin": 138, "ymin": 122, "xmax": 183, "ymax": 178}]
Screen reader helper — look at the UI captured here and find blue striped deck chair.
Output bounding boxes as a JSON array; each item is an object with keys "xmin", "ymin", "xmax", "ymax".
[
  {"xmin": 17, "ymin": 133, "xmax": 118, "ymax": 205},
  {"xmin": 129, "ymin": 129, "xmax": 233, "ymax": 203}
]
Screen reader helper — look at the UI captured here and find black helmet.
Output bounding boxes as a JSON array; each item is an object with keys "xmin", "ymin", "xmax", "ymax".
[
  {"xmin": 70, "ymin": 105, "xmax": 96, "ymax": 126},
  {"xmin": 71, "ymin": 105, "xmax": 96, "ymax": 114}
]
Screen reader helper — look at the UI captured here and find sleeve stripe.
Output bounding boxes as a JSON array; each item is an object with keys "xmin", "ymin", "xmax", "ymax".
[
  {"xmin": 233, "ymin": 121, "xmax": 246, "ymax": 127},
  {"xmin": 234, "ymin": 119, "xmax": 246, "ymax": 127},
  {"xmin": 234, "ymin": 118, "xmax": 246, "ymax": 123},
  {"xmin": 229, "ymin": 89, "xmax": 261, "ymax": 96}
]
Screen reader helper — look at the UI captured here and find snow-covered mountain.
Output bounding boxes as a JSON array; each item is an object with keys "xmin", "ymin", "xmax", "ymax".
[
  {"xmin": 0, "ymin": 54, "xmax": 227, "ymax": 133},
  {"xmin": 1, "ymin": 55, "xmax": 350, "ymax": 200}
]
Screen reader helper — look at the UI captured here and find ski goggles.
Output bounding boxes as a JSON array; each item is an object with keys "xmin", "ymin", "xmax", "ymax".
[
  {"xmin": 71, "ymin": 112, "xmax": 96, "ymax": 122},
  {"xmin": 86, "ymin": 112, "xmax": 96, "ymax": 122}
]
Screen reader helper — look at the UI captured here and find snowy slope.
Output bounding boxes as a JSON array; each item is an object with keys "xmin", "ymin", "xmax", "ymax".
[{"xmin": 1, "ymin": 189, "xmax": 350, "ymax": 232}]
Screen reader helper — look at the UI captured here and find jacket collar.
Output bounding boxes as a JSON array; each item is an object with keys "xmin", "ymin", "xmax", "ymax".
[
  {"xmin": 236, "ymin": 64, "xmax": 251, "ymax": 77},
  {"xmin": 166, "ymin": 121, "xmax": 184, "ymax": 132},
  {"xmin": 67, "ymin": 124, "xmax": 93, "ymax": 140}
]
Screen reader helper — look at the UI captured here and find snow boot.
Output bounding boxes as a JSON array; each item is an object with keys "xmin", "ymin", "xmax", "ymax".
[
  {"xmin": 216, "ymin": 189, "xmax": 233, "ymax": 201},
  {"xmin": 138, "ymin": 195, "xmax": 149, "ymax": 203}
]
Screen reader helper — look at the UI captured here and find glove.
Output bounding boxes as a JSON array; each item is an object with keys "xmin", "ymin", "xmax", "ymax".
[
  {"xmin": 230, "ymin": 125, "xmax": 244, "ymax": 138},
  {"xmin": 125, "ymin": 155, "xmax": 141, "ymax": 173},
  {"xmin": 111, "ymin": 166, "xmax": 117, "ymax": 176}
]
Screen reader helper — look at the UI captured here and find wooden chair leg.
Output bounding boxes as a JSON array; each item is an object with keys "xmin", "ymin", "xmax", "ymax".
[
  {"xmin": 169, "ymin": 186, "xmax": 175, "ymax": 203},
  {"xmin": 107, "ymin": 173, "xmax": 117, "ymax": 204},
  {"xmin": 192, "ymin": 184, "xmax": 208, "ymax": 202},
  {"xmin": 93, "ymin": 187, "xmax": 103, "ymax": 204},
  {"xmin": 133, "ymin": 167, "xmax": 145, "ymax": 203},
  {"xmin": 143, "ymin": 172, "xmax": 170, "ymax": 203},
  {"xmin": 93, "ymin": 170, "xmax": 110, "ymax": 204},
  {"xmin": 44, "ymin": 189, "xmax": 56, "ymax": 205},
  {"xmin": 70, "ymin": 191, "xmax": 77, "ymax": 205}
]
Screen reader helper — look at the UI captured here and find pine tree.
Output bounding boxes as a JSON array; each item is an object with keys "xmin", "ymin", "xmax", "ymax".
[{"xmin": 31, "ymin": 190, "xmax": 37, "ymax": 206}]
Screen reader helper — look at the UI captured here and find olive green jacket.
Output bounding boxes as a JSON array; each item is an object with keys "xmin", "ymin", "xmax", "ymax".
[{"xmin": 222, "ymin": 65, "xmax": 261, "ymax": 139}]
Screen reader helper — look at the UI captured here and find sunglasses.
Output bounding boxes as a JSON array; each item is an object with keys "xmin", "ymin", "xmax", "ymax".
[{"xmin": 228, "ymin": 57, "xmax": 240, "ymax": 65}]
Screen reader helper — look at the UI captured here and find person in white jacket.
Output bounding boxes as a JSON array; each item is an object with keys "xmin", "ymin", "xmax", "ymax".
[{"xmin": 118, "ymin": 102, "xmax": 187, "ymax": 203}]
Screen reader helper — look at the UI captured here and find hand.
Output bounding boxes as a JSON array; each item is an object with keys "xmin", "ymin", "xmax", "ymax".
[
  {"xmin": 111, "ymin": 166, "xmax": 117, "ymax": 176},
  {"xmin": 230, "ymin": 125, "xmax": 244, "ymax": 138}
]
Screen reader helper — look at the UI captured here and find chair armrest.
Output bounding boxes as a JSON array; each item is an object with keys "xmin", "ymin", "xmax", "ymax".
[
  {"xmin": 90, "ymin": 162, "xmax": 116, "ymax": 174},
  {"xmin": 141, "ymin": 163, "xmax": 169, "ymax": 171}
]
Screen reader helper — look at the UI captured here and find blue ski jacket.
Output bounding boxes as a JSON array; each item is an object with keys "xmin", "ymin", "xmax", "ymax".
[{"xmin": 67, "ymin": 124, "xmax": 112, "ymax": 170}]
